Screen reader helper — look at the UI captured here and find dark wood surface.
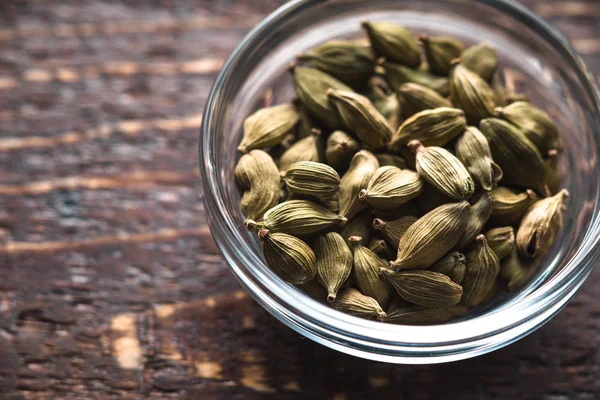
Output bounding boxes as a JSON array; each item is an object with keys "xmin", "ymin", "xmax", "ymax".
[{"xmin": 0, "ymin": 1, "xmax": 599, "ymax": 399}]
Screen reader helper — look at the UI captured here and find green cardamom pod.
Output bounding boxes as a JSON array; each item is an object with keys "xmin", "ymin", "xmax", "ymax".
[
  {"xmin": 456, "ymin": 192, "xmax": 494, "ymax": 250},
  {"xmin": 321, "ymin": 193, "xmax": 340, "ymax": 214},
  {"xmin": 328, "ymin": 89, "xmax": 393, "ymax": 150},
  {"xmin": 291, "ymin": 65, "xmax": 353, "ymax": 129},
  {"xmin": 338, "ymin": 150, "xmax": 380, "ymax": 219},
  {"xmin": 258, "ymin": 229, "xmax": 316, "ymax": 284},
  {"xmin": 298, "ymin": 40, "xmax": 375, "ymax": 88},
  {"xmin": 499, "ymin": 247, "xmax": 541, "ymax": 292},
  {"xmin": 348, "ymin": 236, "xmax": 394, "ymax": 308},
  {"xmin": 365, "ymin": 76, "xmax": 402, "ymax": 130},
  {"xmin": 430, "ymin": 251, "xmax": 466, "ymax": 284},
  {"xmin": 282, "ymin": 161, "xmax": 341, "ymax": 201},
  {"xmin": 455, "ymin": 126, "xmax": 503, "ymax": 191},
  {"xmin": 516, "ymin": 189, "xmax": 568, "ymax": 258},
  {"xmin": 279, "ymin": 128, "xmax": 323, "ymax": 172},
  {"xmin": 325, "ymin": 130, "xmax": 360, "ymax": 171},
  {"xmin": 341, "ymin": 209, "xmax": 372, "ymax": 247},
  {"xmin": 380, "ymin": 269, "xmax": 463, "ymax": 307},
  {"xmin": 479, "ymin": 118, "xmax": 547, "ymax": 194},
  {"xmin": 375, "ymin": 153, "xmax": 408, "ymax": 169},
  {"xmin": 235, "ymin": 150, "xmax": 281, "ymax": 221},
  {"xmin": 484, "ymin": 226, "xmax": 515, "ymax": 261},
  {"xmin": 238, "ymin": 104, "xmax": 300, "ymax": 153},
  {"xmin": 362, "ymin": 21, "xmax": 421, "ymax": 67},
  {"xmin": 372, "ymin": 215, "xmax": 418, "ymax": 250},
  {"xmin": 314, "ymin": 232, "xmax": 353, "ymax": 302},
  {"xmin": 390, "ymin": 107, "xmax": 466, "ymax": 150},
  {"xmin": 417, "ymin": 182, "xmax": 453, "ymax": 214},
  {"xmin": 331, "ymin": 288, "xmax": 387, "ymax": 321},
  {"xmin": 460, "ymin": 43, "xmax": 497, "ymax": 81},
  {"xmin": 418, "ymin": 34, "xmax": 464, "ymax": 75},
  {"xmin": 381, "ymin": 61, "xmax": 450, "ymax": 96},
  {"xmin": 409, "ymin": 140, "xmax": 475, "ymax": 200},
  {"xmin": 494, "ymin": 101, "xmax": 562, "ymax": 155},
  {"xmin": 368, "ymin": 238, "xmax": 396, "ymax": 261},
  {"xmin": 359, "ymin": 166, "xmax": 423, "ymax": 209},
  {"xmin": 545, "ymin": 149, "xmax": 562, "ymax": 195},
  {"xmin": 450, "ymin": 61, "xmax": 497, "ymax": 122},
  {"xmin": 397, "ymin": 82, "xmax": 452, "ymax": 119},
  {"xmin": 391, "ymin": 201, "xmax": 470, "ymax": 270},
  {"xmin": 461, "ymin": 235, "xmax": 500, "ymax": 307},
  {"xmin": 294, "ymin": 100, "xmax": 318, "ymax": 139},
  {"xmin": 490, "ymin": 186, "xmax": 537, "ymax": 225},
  {"xmin": 385, "ymin": 298, "xmax": 468, "ymax": 324}
]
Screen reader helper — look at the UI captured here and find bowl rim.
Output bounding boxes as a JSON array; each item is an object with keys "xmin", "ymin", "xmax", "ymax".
[{"xmin": 199, "ymin": 0, "xmax": 600, "ymax": 363}]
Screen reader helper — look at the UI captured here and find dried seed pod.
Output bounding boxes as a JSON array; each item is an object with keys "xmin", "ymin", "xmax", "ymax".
[
  {"xmin": 298, "ymin": 40, "xmax": 375, "ymax": 87},
  {"xmin": 479, "ymin": 118, "xmax": 547, "ymax": 194},
  {"xmin": 490, "ymin": 186, "xmax": 537, "ymax": 225},
  {"xmin": 419, "ymin": 34, "xmax": 464, "ymax": 75},
  {"xmin": 484, "ymin": 226, "xmax": 515, "ymax": 261},
  {"xmin": 390, "ymin": 107, "xmax": 466, "ymax": 150},
  {"xmin": 545, "ymin": 149, "xmax": 562, "ymax": 195},
  {"xmin": 321, "ymin": 193, "xmax": 340, "ymax": 213},
  {"xmin": 450, "ymin": 61, "xmax": 497, "ymax": 122},
  {"xmin": 516, "ymin": 189, "xmax": 568, "ymax": 258},
  {"xmin": 325, "ymin": 130, "xmax": 361, "ymax": 171},
  {"xmin": 365, "ymin": 76, "xmax": 402, "ymax": 131},
  {"xmin": 381, "ymin": 61, "xmax": 450, "ymax": 96},
  {"xmin": 409, "ymin": 141, "xmax": 475, "ymax": 200},
  {"xmin": 430, "ymin": 251, "xmax": 467, "ymax": 284},
  {"xmin": 397, "ymin": 82, "xmax": 452, "ymax": 119},
  {"xmin": 295, "ymin": 101, "xmax": 317, "ymax": 139},
  {"xmin": 328, "ymin": 89, "xmax": 393, "ymax": 150},
  {"xmin": 461, "ymin": 235, "xmax": 500, "ymax": 307},
  {"xmin": 455, "ymin": 126, "xmax": 502, "ymax": 191},
  {"xmin": 416, "ymin": 182, "xmax": 453, "ymax": 214},
  {"xmin": 368, "ymin": 238, "xmax": 396, "ymax": 260},
  {"xmin": 283, "ymin": 161, "xmax": 341, "ymax": 201},
  {"xmin": 494, "ymin": 101, "xmax": 562, "ymax": 155},
  {"xmin": 380, "ymin": 269, "xmax": 463, "ymax": 307},
  {"xmin": 359, "ymin": 166, "xmax": 423, "ymax": 209},
  {"xmin": 314, "ymin": 232, "xmax": 353, "ymax": 302},
  {"xmin": 385, "ymin": 297, "xmax": 468, "ymax": 324},
  {"xmin": 391, "ymin": 201, "xmax": 470, "ymax": 270},
  {"xmin": 372, "ymin": 215, "xmax": 418, "ymax": 249},
  {"xmin": 375, "ymin": 153, "xmax": 408, "ymax": 169},
  {"xmin": 456, "ymin": 192, "xmax": 494, "ymax": 250},
  {"xmin": 461, "ymin": 43, "xmax": 498, "ymax": 81},
  {"xmin": 499, "ymin": 247, "xmax": 541, "ymax": 291},
  {"xmin": 238, "ymin": 104, "xmax": 300, "ymax": 153},
  {"xmin": 279, "ymin": 128, "xmax": 323, "ymax": 172},
  {"xmin": 341, "ymin": 209, "xmax": 372, "ymax": 246},
  {"xmin": 338, "ymin": 150, "xmax": 380, "ymax": 219},
  {"xmin": 259, "ymin": 199, "xmax": 347, "ymax": 236},
  {"xmin": 331, "ymin": 288, "xmax": 387, "ymax": 321},
  {"xmin": 348, "ymin": 236, "xmax": 394, "ymax": 308},
  {"xmin": 259, "ymin": 230, "xmax": 316, "ymax": 284},
  {"xmin": 291, "ymin": 66, "xmax": 353, "ymax": 129},
  {"xmin": 235, "ymin": 150, "xmax": 281, "ymax": 221},
  {"xmin": 362, "ymin": 21, "xmax": 421, "ymax": 67}
]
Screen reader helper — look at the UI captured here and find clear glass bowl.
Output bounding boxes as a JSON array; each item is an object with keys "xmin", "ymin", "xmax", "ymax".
[{"xmin": 199, "ymin": 0, "xmax": 600, "ymax": 364}]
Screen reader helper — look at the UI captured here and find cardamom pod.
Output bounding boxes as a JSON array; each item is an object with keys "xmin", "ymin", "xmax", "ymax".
[
  {"xmin": 417, "ymin": 182, "xmax": 453, "ymax": 214},
  {"xmin": 490, "ymin": 186, "xmax": 537, "ymax": 225},
  {"xmin": 460, "ymin": 43, "xmax": 497, "ymax": 81},
  {"xmin": 381, "ymin": 61, "xmax": 450, "ymax": 96},
  {"xmin": 450, "ymin": 61, "xmax": 497, "ymax": 122},
  {"xmin": 494, "ymin": 101, "xmax": 562, "ymax": 155},
  {"xmin": 461, "ymin": 235, "xmax": 500, "ymax": 307},
  {"xmin": 362, "ymin": 21, "xmax": 421, "ymax": 67},
  {"xmin": 455, "ymin": 126, "xmax": 502, "ymax": 191},
  {"xmin": 391, "ymin": 201, "xmax": 470, "ymax": 270},
  {"xmin": 479, "ymin": 118, "xmax": 547, "ymax": 194},
  {"xmin": 331, "ymin": 288, "xmax": 387, "ymax": 321},
  {"xmin": 298, "ymin": 279, "xmax": 328, "ymax": 303},
  {"xmin": 338, "ymin": 150, "xmax": 380, "ymax": 219},
  {"xmin": 279, "ymin": 128, "xmax": 323, "ymax": 172},
  {"xmin": 545, "ymin": 149, "xmax": 562, "ymax": 195},
  {"xmin": 430, "ymin": 251, "xmax": 466, "ymax": 284},
  {"xmin": 348, "ymin": 236, "xmax": 394, "ymax": 308},
  {"xmin": 397, "ymin": 82, "xmax": 452, "ymax": 119},
  {"xmin": 258, "ymin": 229, "xmax": 316, "ymax": 284},
  {"xmin": 516, "ymin": 189, "xmax": 568, "ymax": 258},
  {"xmin": 325, "ymin": 130, "xmax": 360, "ymax": 171},
  {"xmin": 291, "ymin": 65, "xmax": 353, "ymax": 129},
  {"xmin": 294, "ymin": 100, "xmax": 317, "ymax": 139},
  {"xmin": 237, "ymin": 104, "xmax": 300, "ymax": 153},
  {"xmin": 341, "ymin": 209, "xmax": 372, "ymax": 246},
  {"xmin": 365, "ymin": 76, "xmax": 402, "ymax": 130},
  {"xmin": 380, "ymin": 269, "xmax": 463, "ymax": 307},
  {"xmin": 374, "ymin": 200, "xmax": 421, "ymax": 221},
  {"xmin": 321, "ymin": 193, "xmax": 340, "ymax": 213},
  {"xmin": 298, "ymin": 40, "xmax": 375, "ymax": 88},
  {"xmin": 419, "ymin": 34, "xmax": 464, "ymax": 75},
  {"xmin": 385, "ymin": 299, "xmax": 468, "ymax": 324},
  {"xmin": 314, "ymin": 232, "xmax": 353, "ymax": 302},
  {"xmin": 235, "ymin": 150, "xmax": 280, "ymax": 221},
  {"xmin": 409, "ymin": 140, "xmax": 475, "ymax": 200},
  {"xmin": 282, "ymin": 161, "xmax": 341, "ymax": 201},
  {"xmin": 368, "ymin": 238, "xmax": 396, "ymax": 261},
  {"xmin": 375, "ymin": 153, "xmax": 408, "ymax": 169},
  {"xmin": 359, "ymin": 166, "xmax": 423, "ymax": 209},
  {"xmin": 456, "ymin": 192, "xmax": 494, "ymax": 250},
  {"xmin": 389, "ymin": 107, "xmax": 466, "ymax": 150},
  {"xmin": 328, "ymin": 89, "xmax": 393, "ymax": 150},
  {"xmin": 372, "ymin": 215, "xmax": 418, "ymax": 249},
  {"xmin": 499, "ymin": 247, "xmax": 541, "ymax": 291},
  {"xmin": 484, "ymin": 226, "xmax": 515, "ymax": 261}
]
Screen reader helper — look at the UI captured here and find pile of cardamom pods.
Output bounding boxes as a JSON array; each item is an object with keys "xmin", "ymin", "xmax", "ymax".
[{"xmin": 234, "ymin": 21, "xmax": 568, "ymax": 325}]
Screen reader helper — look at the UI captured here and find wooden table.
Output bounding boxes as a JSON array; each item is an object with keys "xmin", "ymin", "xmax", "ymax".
[{"xmin": 0, "ymin": 1, "xmax": 599, "ymax": 398}]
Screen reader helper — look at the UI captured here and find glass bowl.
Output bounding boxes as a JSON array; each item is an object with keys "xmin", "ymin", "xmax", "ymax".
[{"xmin": 199, "ymin": 0, "xmax": 600, "ymax": 364}]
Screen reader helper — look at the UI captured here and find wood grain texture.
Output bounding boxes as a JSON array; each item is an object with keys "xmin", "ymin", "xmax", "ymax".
[{"xmin": 0, "ymin": 0, "xmax": 599, "ymax": 399}]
